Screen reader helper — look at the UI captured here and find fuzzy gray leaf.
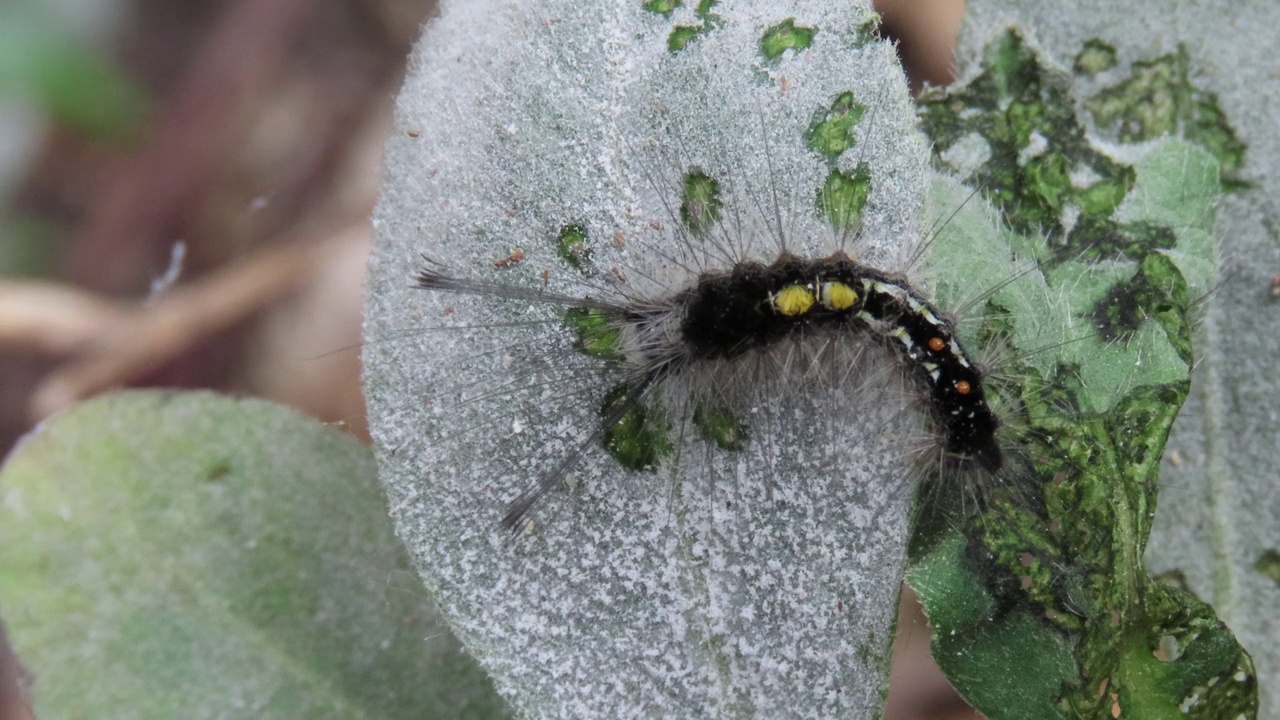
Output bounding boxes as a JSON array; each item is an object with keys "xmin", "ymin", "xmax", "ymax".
[{"xmin": 364, "ymin": 0, "xmax": 930, "ymax": 716}]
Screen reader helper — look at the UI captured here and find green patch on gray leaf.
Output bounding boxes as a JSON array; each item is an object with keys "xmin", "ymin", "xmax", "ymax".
[
  {"xmin": 667, "ymin": 25, "xmax": 704, "ymax": 52},
  {"xmin": 666, "ymin": 0, "xmax": 719, "ymax": 51},
  {"xmin": 600, "ymin": 385, "xmax": 674, "ymax": 471},
  {"xmin": 555, "ymin": 222, "xmax": 593, "ymax": 274},
  {"xmin": 641, "ymin": 0, "xmax": 681, "ymax": 16},
  {"xmin": 0, "ymin": 391, "xmax": 506, "ymax": 719},
  {"xmin": 760, "ymin": 18, "xmax": 815, "ymax": 61},
  {"xmin": 806, "ymin": 91, "xmax": 867, "ymax": 162},
  {"xmin": 909, "ymin": 28, "xmax": 1256, "ymax": 720},
  {"xmin": 680, "ymin": 168, "xmax": 724, "ymax": 236},
  {"xmin": 816, "ymin": 166, "xmax": 871, "ymax": 233},
  {"xmin": 693, "ymin": 403, "xmax": 748, "ymax": 451},
  {"xmin": 566, "ymin": 307, "xmax": 625, "ymax": 361}
]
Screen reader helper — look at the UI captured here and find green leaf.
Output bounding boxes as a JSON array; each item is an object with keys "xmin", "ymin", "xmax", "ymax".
[
  {"xmin": 0, "ymin": 391, "xmax": 505, "ymax": 719},
  {"xmin": 0, "ymin": 7, "xmax": 146, "ymax": 143},
  {"xmin": 910, "ymin": 28, "xmax": 1255, "ymax": 719},
  {"xmin": 961, "ymin": 3, "xmax": 1280, "ymax": 711}
]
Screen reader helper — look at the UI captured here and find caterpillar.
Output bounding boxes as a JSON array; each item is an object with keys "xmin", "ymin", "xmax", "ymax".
[
  {"xmin": 414, "ymin": 247, "xmax": 1011, "ymax": 532},
  {"xmin": 363, "ymin": 4, "xmax": 1231, "ymax": 716}
]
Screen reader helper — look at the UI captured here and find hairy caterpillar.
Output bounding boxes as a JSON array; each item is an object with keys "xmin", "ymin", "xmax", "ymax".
[
  {"xmin": 414, "ymin": 240, "xmax": 1016, "ymax": 533},
  {"xmin": 363, "ymin": 3, "xmax": 1234, "ymax": 716}
]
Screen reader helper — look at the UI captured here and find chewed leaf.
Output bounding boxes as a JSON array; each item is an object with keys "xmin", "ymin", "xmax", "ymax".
[
  {"xmin": 909, "ymin": 28, "xmax": 1256, "ymax": 720},
  {"xmin": 951, "ymin": 3, "xmax": 1279, "ymax": 717}
]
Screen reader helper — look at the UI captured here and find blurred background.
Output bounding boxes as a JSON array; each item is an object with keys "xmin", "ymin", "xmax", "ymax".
[{"xmin": 0, "ymin": 0, "xmax": 975, "ymax": 717}]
